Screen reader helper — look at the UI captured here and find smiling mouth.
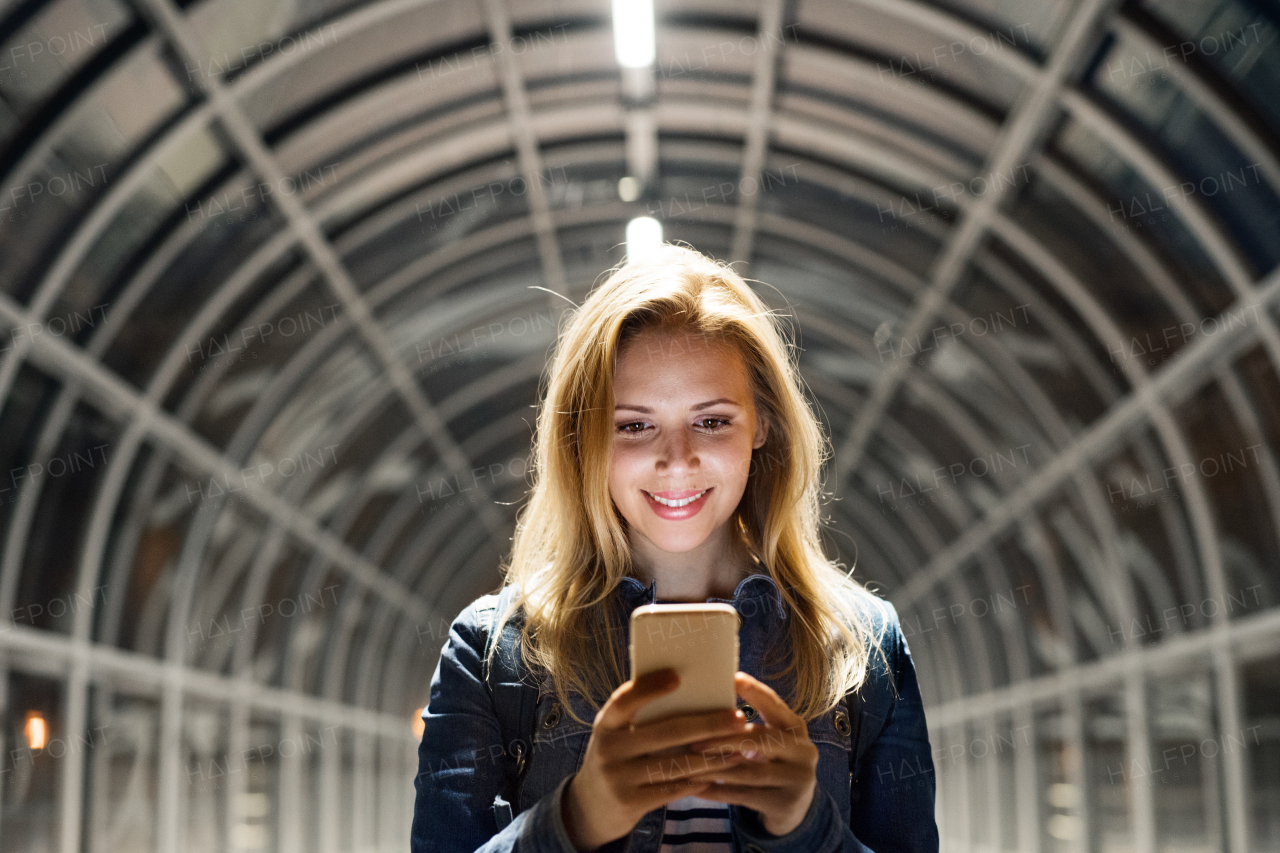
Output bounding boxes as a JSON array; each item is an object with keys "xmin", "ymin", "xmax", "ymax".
[{"xmin": 644, "ymin": 489, "xmax": 710, "ymax": 508}]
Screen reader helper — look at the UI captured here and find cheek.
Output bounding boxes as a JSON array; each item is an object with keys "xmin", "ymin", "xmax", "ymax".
[
  {"xmin": 708, "ymin": 440, "xmax": 755, "ymax": 485},
  {"xmin": 607, "ymin": 444, "xmax": 638, "ymax": 495}
]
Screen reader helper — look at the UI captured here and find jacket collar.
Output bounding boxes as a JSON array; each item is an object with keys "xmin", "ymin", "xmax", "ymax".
[{"xmin": 615, "ymin": 571, "xmax": 787, "ymax": 620}]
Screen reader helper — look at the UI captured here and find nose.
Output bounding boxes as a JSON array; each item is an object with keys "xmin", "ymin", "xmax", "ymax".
[{"xmin": 656, "ymin": 427, "xmax": 698, "ymax": 475}]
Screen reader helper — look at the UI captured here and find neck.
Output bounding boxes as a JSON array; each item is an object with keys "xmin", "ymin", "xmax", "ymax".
[{"xmin": 627, "ymin": 522, "xmax": 756, "ymax": 601}]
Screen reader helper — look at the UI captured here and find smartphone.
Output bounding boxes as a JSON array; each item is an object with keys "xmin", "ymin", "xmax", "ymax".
[{"xmin": 629, "ymin": 603, "xmax": 740, "ymax": 724}]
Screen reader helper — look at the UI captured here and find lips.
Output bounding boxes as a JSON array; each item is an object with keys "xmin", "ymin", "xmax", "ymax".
[
  {"xmin": 646, "ymin": 489, "xmax": 707, "ymax": 507},
  {"xmin": 642, "ymin": 488, "xmax": 711, "ymax": 519}
]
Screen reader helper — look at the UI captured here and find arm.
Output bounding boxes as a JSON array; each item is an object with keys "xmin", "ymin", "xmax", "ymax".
[
  {"xmin": 410, "ymin": 601, "xmax": 583, "ymax": 853},
  {"xmin": 845, "ymin": 604, "xmax": 939, "ymax": 853},
  {"xmin": 727, "ymin": 601, "xmax": 939, "ymax": 853}
]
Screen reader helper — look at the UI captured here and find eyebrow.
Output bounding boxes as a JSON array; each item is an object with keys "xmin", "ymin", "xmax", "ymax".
[{"xmin": 614, "ymin": 398, "xmax": 742, "ymax": 413}]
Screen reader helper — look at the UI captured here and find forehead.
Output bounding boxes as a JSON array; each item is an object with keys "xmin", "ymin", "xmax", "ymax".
[{"xmin": 614, "ymin": 327, "xmax": 752, "ymax": 398}]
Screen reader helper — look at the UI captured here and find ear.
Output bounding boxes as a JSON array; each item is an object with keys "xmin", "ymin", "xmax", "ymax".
[{"xmin": 752, "ymin": 413, "xmax": 769, "ymax": 450}]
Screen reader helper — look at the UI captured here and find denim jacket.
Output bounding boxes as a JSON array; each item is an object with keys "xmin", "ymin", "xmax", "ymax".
[{"xmin": 412, "ymin": 574, "xmax": 938, "ymax": 853}]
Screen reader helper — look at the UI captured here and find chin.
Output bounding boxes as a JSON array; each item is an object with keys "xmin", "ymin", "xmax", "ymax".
[{"xmin": 638, "ymin": 524, "xmax": 716, "ymax": 554}]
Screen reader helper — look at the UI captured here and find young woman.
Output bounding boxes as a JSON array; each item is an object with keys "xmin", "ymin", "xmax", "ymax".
[{"xmin": 412, "ymin": 246, "xmax": 938, "ymax": 853}]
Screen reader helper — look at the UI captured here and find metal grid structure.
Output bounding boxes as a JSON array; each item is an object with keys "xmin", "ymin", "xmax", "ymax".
[{"xmin": 0, "ymin": 0, "xmax": 1277, "ymax": 851}]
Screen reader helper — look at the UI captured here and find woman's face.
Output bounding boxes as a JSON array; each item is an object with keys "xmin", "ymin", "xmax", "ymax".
[{"xmin": 608, "ymin": 326, "xmax": 768, "ymax": 558}]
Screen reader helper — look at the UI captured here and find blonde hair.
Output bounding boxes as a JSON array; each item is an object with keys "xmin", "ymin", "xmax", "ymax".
[{"xmin": 489, "ymin": 244, "xmax": 883, "ymax": 724}]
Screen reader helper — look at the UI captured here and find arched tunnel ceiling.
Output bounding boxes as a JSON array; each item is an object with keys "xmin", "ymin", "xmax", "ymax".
[{"xmin": 1, "ymin": 0, "xmax": 1280, "ymax": 845}]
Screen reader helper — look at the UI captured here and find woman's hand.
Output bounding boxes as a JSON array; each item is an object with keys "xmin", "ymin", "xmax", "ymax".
[
  {"xmin": 561, "ymin": 669, "xmax": 752, "ymax": 850},
  {"xmin": 683, "ymin": 672, "xmax": 820, "ymax": 837}
]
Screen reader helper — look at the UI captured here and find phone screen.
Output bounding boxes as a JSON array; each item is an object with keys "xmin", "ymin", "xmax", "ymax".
[{"xmin": 629, "ymin": 603, "xmax": 740, "ymax": 724}]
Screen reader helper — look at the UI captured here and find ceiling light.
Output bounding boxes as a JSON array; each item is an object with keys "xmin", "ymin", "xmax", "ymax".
[
  {"xmin": 613, "ymin": 0, "xmax": 655, "ymax": 68},
  {"xmin": 413, "ymin": 707, "xmax": 426, "ymax": 738},
  {"xmin": 618, "ymin": 176, "xmax": 641, "ymax": 201},
  {"xmin": 626, "ymin": 216, "xmax": 662, "ymax": 262},
  {"xmin": 24, "ymin": 712, "xmax": 47, "ymax": 750}
]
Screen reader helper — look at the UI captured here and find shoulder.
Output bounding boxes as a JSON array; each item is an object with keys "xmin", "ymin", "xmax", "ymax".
[
  {"xmin": 830, "ymin": 584, "xmax": 908, "ymax": 694},
  {"xmin": 835, "ymin": 583, "xmax": 903, "ymax": 648},
  {"xmin": 449, "ymin": 586, "xmax": 525, "ymax": 649}
]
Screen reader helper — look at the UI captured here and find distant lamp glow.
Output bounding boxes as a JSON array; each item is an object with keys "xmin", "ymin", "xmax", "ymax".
[
  {"xmin": 1047, "ymin": 814, "xmax": 1080, "ymax": 841},
  {"xmin": 24, "ymin": 711, "xmax": 47, "ymax": 750},
  {"xmin": 618, "ymin": 176, "xmax": 641, "ymax": 202},
  {"xmin": 626, "ymin": 217, "xmax": 662, "ymax": 263},
  {"xmin": 231, "ymin": 824, "xmax": 267, "ymax": 849},
  {"xmin": 612, "ymin": 0, "xmax": 655, "ymax": 67},
  {"xmin": 237, "ymin": 792, "xmax": 270, "ymax": 818},
  {"xmin": 1046, "ymin": 782, "xmax": 1079, "ymax": 809},
  {"xmin": 413, "ymin": 707, "xmax": 426, "ymax": 739}
]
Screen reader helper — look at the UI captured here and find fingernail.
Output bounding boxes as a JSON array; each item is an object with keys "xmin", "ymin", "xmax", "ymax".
[{"xmin": 743, "ymin": 749, "xmax": 759, "ymax": 760}]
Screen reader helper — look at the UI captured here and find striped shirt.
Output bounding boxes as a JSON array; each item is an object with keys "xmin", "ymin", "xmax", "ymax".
[{"xmin": 660, "ymin": 794, "xmax": 732, "ymax": 851}]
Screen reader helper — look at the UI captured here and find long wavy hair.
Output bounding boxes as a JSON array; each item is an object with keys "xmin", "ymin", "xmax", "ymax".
[{"xmin": 488, "ymin": 244, "xmax": 884, "ymax": 725}]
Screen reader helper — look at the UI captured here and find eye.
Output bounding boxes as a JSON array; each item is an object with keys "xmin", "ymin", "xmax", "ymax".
[
  {"xmin": 616, "ymin": 421, "xmax": 648, "ymax": 434},
  {"xmin": 696, "ymin": 417, "xmax": 731, "ymax": 431}
]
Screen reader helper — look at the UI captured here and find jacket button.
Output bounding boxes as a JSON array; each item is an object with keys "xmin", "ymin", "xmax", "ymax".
[
  {"xmin": 542, "ymin": 704, "xmax": 562, "ymax": 729},
  {"xmin": 739, "ymin": 703, "xmax": 758, "ymax": 721},
  {"xmin": 834, "ymin": 708, "xmax": 852, "ymax": 737}
]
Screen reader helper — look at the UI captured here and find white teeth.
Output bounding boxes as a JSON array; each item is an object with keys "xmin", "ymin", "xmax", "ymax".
[{"xmin": 648, "ymin": 490, "xmax": 706, "ymax": 508}]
